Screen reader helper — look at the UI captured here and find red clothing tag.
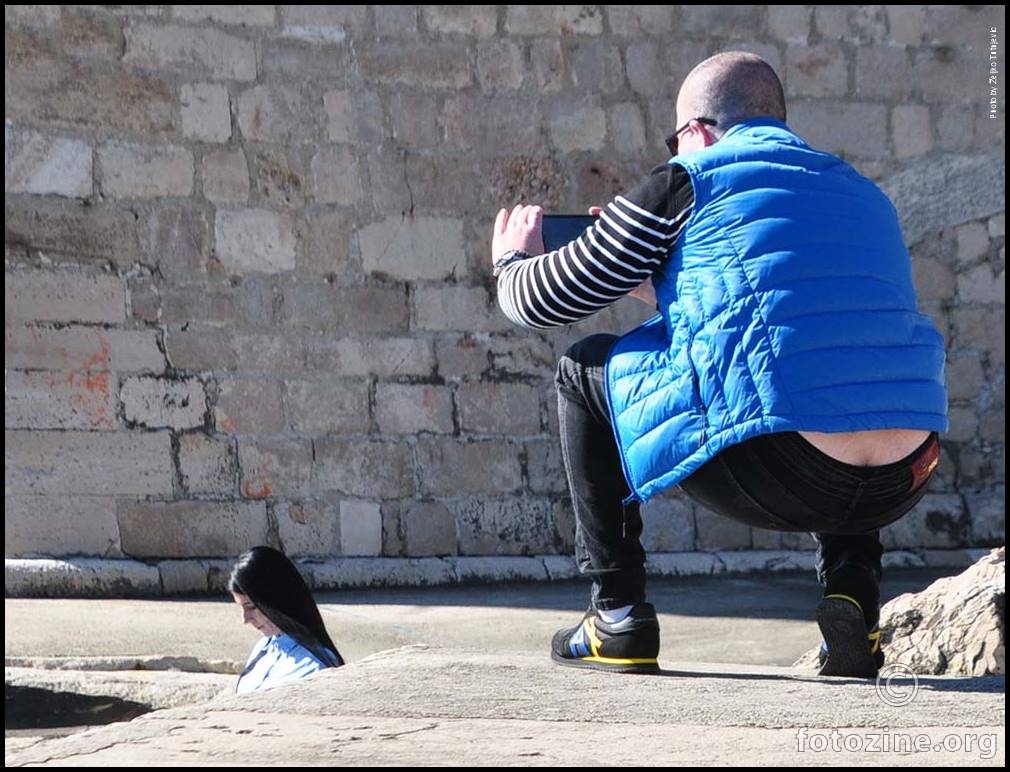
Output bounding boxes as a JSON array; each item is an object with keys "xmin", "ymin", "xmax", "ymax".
[{"xmin": 909, "ymin": 436, "xmax": 940, "ymax": 492}]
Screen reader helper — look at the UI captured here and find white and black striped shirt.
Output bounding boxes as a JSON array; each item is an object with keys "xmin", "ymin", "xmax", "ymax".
[{"xmin": 497, "ymin": 163, "xmax": 695, "ymax": 329}]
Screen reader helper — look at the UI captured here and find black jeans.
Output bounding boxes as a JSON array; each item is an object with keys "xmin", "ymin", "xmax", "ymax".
[{"xmin": 556, "ymin": 334, "xmax": 939, "ymax": 611}]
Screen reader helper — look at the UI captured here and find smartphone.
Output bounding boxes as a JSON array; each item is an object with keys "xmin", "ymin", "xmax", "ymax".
[{"xmin": 542, "ymin": 214, "xmax": 598, "ymax": 252}]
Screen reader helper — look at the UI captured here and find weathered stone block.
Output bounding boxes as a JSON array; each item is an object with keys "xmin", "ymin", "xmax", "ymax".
[
  {"xmin": 958, "ymin": 263, "xmax": 1005, "ymax": 305},
  {"xmin": 275, "ymin": 500, "xmax": 340, "ymax": 557},
  {"xmin": 641, "ymin": 492, "xmax": 695, "ymax": 552},
  {"xmin": 5, "ymin": 128, "xmax": 92, "ymax": 198},
  {"xmin": 424, "ymin": 6, "xmax": 497, "ymax": 37},
  {"xmin": 171, "ymin": 5, "xmax": 275, "ymax": 26},
  {"xmin": 767, "ymin": 6, "xmax": 811, "ymax": 43},
  {"xmin": 340, "ymin": 500, "xmax": 382, "ymax": 556},
  {"xmin": 5, "ymin": 370, "xmax": 117, "ymax": 431},
  {"xmin": 284, "ymin": 379, "xmax": 371, "ymax": 435},
  {"xmin": 5, "ymin": 198, "xmax": 143, "ymax": 266},
  {"xmin": 892, "ymin": 104, "xmax": 933, "ymax": 159},
  {"xmin": 789, "ymin": 101, "xmax": 888, "ymax": 160},
  {"xmin": 5, "ymin": 326, "xmax": 165, "ymax": 373},
  {"xmin": 607, "ymin": 5, "xmax": 674, "ymax": 36},
  {"xmin": 375, "ymin": 383, "xmax": 454, "ymax": 435},
  {"xmin": 178, "ymin": 432, "xmax": 236, "ymax": 495},
  {"xmin": 609, "ymin": 102, "xmax": 647, "ymax": 154},
  {"xmin": 214, "ymin": 208, "xmax": 296, "ymax": 274},
  {"xmin": 300, "ymin": 208, "xmax": 352, "ymax": 274},
  {"xmin": 5, "ymin": 38, "xmax": 177, "ymax": 137},
  {"xmin": 144, "ymin": 203, "xmax": 211, "ymax": 280},
  {"xmin": 967, "ymin": 492, "xmax": 1005, "ymax": 545},
  {"xmin": 547, "ymin": 98, "xmax": 607, "ymax": 153},
  {"xmin": 180, "ymin": 83, "xmax": 231, "ymax": 143},
  {"xmin": 359, "ymin": 216, "xmax": 466, "ymax": 280},
  {"xmin": 946, "ymin": 352, "xmax": 986, "ymax": 401},
  {"xmin": 524, "ymin": 439, "xmax": 567, "ymax": 495},
  {"xmin": 452, "ymin": 497, "xmax": 553, "ymax": 555},
  {"xmin": 956, "ymin": 221, "xmax": 992, "ymax": 264},
  {"xmin": 694, "ymin": 506, "xmax": 751, "ymax": 550},
  {"xmin": 5, "ymin": 495, "xmax": 121, "ymax": 557},
  {"xmin": 280, "ymin": 284, "xmax": 409, "ymax": 334},
  {"xmin": 477, "ymin": 39, "xmax": 524, "ymax": 92},
  {"xmin": 5, "ymin": 269, "xmax": 126, "ymax": 324},
  {"xmin": 307, "ymin": 337, "xmax": 434, "ymax": 378},
  {"xmin": 311, "ymin": 146, "xmax": 363, "ymax": 205},
  {"xmin": 238, "ymin": 438, "xmax": 312, "ymax": 499},
  {"xmin": 416, "ymin": 438, "xmax": 522, "ymax": 496},
  {"xmin": 887, "ymin": 5, "xmax": 925, "ymax": 45},
  {"xmin": 124, "ymin": 23, "xmax": 256, "ymax": 81},
  {"xmin": 882, "ymin": 156, "xmax": 1005, "ymax": 248},
  {"xmin": 315, "ymin": 440, "xmax": 415, "ymax": 498},
  {"xmin": 247, "ymin": 145, "xmax": 307, "ymax": 209},
  {"xmin": 214, "ymin": 379, "xmax": 285, "ymax": 434},
  {"xmin": 99, "ymin": 141, "xmax": 193, "ymax": 199},
  {"xmin": 458, "ymin": 381, "xmax": 541, "ymax": 435},
  {"xmin": 570, "ymin": 40, "xmax": 623, "ymax": 93},
  {"xmin": 118, "ymin": 500, "xmax": 268, "ymax": 558},
  {"xmin": 883, "ymin": 493, "xmax": 969, "ymax": 549},
  {"xmin": 785, "ymin": 43, "xmax": 847, "ymax": 97},
  {"xmin": 358, "ymin": 42, "xmax": 472, "ymax": 89},
  {"xmin": 530, "ymin": 39, "xmax": 565, "ymax": 93},
  {"xmin": 368, "ymin": 155, "xmax": 480, "ymax": 217},
  {"xmin": 121, "ymin": 376, "xmax": 206, "ymax": 429},
  {"xmin": 323, "ymin": 89, "xmax": 384, "ymax": 145},
  {"xmin": 400, "ymin": 500, "xmax": 457, "ymax": 556},
  {"xmin": 280, "ymin": 5, "xmax": 369, "ymax": 38},
  {"xmin": 5, "ymin": 430, "xmax": 173, "ymax": 495},
  {"xmin": 444, "ymin": 95, "xmax": 541, "ymax": 154},
  {"xmin": 505, "ymin": 6, "xmax": 602, "ymax": 36},
  {"xmin": 412, "ymin": 286, "xmax": 508, "ymax": 332},
  {"xmin": 236, "ymin": 85, "xmax": 316, "ymax": 143},
  {"xmin": 374, "ymin": 6, "xmax": 417, "ymax": 37}
]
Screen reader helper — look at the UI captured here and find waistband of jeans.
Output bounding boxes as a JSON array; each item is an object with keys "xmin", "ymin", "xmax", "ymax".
[{"xmin": 791, "ymin": 431, "xmax": 938, "ymax": 477}]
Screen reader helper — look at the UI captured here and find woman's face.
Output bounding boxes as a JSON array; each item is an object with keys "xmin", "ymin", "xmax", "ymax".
[{"xmin": 232, "ymin": 592, "xmax": 282, "ymax": 636}]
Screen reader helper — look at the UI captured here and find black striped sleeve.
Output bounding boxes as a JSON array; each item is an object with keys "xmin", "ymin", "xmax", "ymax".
[{"xmin": 496, "ymin": 162, "xmax": 695, "ymax": 329}]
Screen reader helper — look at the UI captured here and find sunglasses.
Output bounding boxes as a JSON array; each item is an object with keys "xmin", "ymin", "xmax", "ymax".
[{"xmin": 665, "ymin": 117, "xmax": 718, "ymax": 156}]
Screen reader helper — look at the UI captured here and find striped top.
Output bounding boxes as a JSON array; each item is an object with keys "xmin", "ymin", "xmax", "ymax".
[{"xmin": 497, "ymin": 163, "xmax": 695, "ymax": 329}]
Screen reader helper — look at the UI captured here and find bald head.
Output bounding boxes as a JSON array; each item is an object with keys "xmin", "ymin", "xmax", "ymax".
[{"xmin": 676, "ymin": 52, "xmax": 786, "ymax": 134}]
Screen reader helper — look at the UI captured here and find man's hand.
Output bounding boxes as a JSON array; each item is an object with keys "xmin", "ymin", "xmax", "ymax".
[
  {"xmin": 491, "ymin": 204, "xmax": 545, "ymax": 266},
  {"xmin": 629, "ymin": 279, "xmax": 657, "ymax": 307}
]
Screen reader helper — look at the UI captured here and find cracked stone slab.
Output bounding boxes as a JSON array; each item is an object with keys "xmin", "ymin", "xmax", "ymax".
[{"xmin": 5, "ymin": 646, "xmax": 1004, "ymax": 767}]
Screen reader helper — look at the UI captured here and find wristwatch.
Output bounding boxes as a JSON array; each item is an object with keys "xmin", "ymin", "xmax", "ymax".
[{"xmin": 492, "ymin": 248, "xmax": 533, "ymax": 278}]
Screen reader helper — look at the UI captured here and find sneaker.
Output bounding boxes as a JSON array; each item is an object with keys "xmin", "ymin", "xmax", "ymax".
[
  {"xmin": 815, "ymin": 594, "xmax": 884, "ymax": 678},
  {"xmin": 550, "ymin": 603, "xmax": 660, "ymax": 673}
]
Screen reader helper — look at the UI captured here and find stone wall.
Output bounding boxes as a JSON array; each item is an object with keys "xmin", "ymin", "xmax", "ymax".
[{"xmin": 5, "ymin": 6, "xmax": 1005, "ymax": 573}]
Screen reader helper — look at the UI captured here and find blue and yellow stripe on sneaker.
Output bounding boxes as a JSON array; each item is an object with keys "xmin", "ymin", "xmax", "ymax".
[
  {"xmin": 816, "ymin": 594, "xmax": 884, "ymax": 678},
  {"xmin": 551, "ymin": 603, "xmax": 660, "ymax": 674}
]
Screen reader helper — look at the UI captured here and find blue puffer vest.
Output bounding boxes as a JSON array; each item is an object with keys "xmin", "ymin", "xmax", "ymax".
[{"xmin": 605, "ymin": 119, "xmax": 948, "ymax": 502}]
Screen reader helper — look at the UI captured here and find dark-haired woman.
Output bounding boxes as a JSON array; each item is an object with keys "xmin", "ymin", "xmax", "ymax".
[{"xmin": 229, "ymin": 546, "xmax": 344, "ymax": 694}]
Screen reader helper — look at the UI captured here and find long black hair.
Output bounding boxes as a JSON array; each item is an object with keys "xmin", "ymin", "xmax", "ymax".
[{"xmin": 229, "ymin": 546, "xmax": 344, "ymax": 667}]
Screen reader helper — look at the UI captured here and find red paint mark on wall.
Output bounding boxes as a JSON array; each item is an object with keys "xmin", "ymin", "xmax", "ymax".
[
  {"xmin": 82, "ymin": 333, "xmax": 111, "ymax": 372},
  {"xmin": 45, "ymin": 369, "xmax": 115, "ymax": 429},
  {"xmin": 243, "ymin": 480, "xmax": 272, "ymax": 500}
]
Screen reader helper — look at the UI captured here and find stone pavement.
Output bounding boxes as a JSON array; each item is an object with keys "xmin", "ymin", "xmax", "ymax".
[{"xmin": 5, "ymin": 570, "xmax": 1005, "ymax": 766}]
